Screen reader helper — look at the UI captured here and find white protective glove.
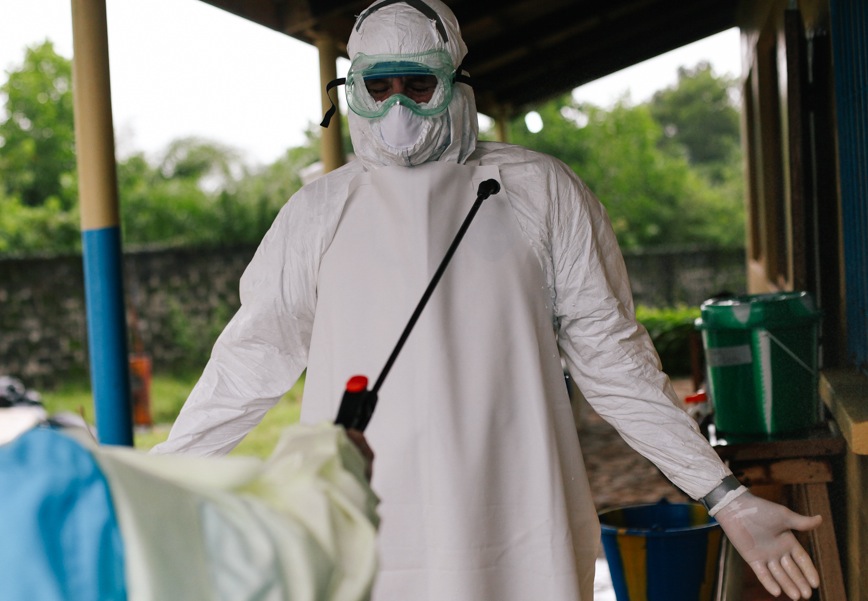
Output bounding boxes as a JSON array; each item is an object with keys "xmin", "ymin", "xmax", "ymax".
[{"xmin": 713, "ymin": 491, "xmax": 822, "ymax": 599}]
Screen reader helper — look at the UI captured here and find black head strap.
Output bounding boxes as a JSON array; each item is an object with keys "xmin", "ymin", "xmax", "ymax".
[
  {"xmin": 453, "ymin": 65, "xmax": 472, "ymax": 87},
  {"xmin": 355, "ymin": 0, "xmax": 448, "ymax": 43},
  {"xmin": 320, "ymin": 77, "xmax": 347, "ymax": 128}
]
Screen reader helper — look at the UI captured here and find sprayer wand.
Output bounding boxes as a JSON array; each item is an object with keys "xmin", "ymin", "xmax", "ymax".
[{"xmin": 334, "ymin": 178, "xmax": 501, "ymax": 431}]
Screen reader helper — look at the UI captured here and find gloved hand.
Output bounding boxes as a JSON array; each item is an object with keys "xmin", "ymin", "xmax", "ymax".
[{"xmin": 714, "ymin": 491, "xmax": 822, "ymax": 599}]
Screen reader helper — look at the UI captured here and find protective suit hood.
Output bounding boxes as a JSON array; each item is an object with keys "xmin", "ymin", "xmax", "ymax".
[{"xmin": 347, "ymin": 0, "xmax": 478, "ymax": 169}]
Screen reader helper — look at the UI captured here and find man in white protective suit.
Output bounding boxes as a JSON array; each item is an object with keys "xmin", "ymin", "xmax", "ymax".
[{"xmin": 153, "ymin": 1, "xmax": 824, "ymax": 599}]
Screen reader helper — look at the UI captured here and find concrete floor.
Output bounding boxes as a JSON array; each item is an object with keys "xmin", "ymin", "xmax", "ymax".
[{"xmin": 594, "ymin": 558, "xmax": 617, "ymax": 601}]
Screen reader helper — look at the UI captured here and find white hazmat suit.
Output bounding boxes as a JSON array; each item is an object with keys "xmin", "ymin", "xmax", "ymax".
[{"xmin": 154, "ymin": 1, "xmax": 822, "ymax": 600}]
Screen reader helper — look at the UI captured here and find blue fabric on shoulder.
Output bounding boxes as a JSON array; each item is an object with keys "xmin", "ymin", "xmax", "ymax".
[{"xmin": 0, "ymin": 427, "xmax": 127, "ymax": 600}]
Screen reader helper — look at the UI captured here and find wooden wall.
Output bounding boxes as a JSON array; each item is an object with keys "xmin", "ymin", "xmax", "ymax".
[{"xmin": 738, "ymin": 1, "xmax": 867, "ymax": 598}]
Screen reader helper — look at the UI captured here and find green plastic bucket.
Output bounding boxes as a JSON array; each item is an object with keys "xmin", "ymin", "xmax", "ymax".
[{"xmin": 695, "ymin": 292, "xmax": 822, "ymax": 436}]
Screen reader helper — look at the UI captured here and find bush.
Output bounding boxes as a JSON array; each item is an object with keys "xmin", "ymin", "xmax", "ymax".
[
  {"xmin": 635, "ymin": 305, "xmax": 700, "ymax": 376},
  {"xmin": 0, "ymin": 195, "xmax": 81, "ymax": 256}
]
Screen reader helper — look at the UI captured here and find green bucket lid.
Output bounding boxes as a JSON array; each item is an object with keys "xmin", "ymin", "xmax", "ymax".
[{"xmin": 697, "ymin": 291, "xmax": 820, "ymax": 329}]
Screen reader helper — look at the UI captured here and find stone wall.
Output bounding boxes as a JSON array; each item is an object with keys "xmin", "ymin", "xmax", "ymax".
[
  {"xmin": 623, "ymin": 246, "xmax": 746, "ymax": 307},
  {"xmin": 0, "ymin": 244, "xmax": 744, "ymax": 389},
  {"xmin": 1, "ymin": 254, "xmax": 90, "ymax": 387},
  {"xmin": 0, "ymin": 245, "xmax": 257, "ymax": 389}
]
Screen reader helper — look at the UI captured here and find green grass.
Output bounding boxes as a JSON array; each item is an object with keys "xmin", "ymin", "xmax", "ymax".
[{"xmin": 40, "ymin": 371, "xmax": 305, "ymax": 458}]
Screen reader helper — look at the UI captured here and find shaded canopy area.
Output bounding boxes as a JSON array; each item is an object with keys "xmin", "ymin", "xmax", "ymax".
[{"xmin": 199, "ymin": 0, "xmax": 739, "ymax": 116}]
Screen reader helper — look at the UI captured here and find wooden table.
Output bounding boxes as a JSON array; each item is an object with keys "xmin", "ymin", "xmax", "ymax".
[{"xmin": 710, "ymin": 422, "xmax": 847, "ymax": 601}]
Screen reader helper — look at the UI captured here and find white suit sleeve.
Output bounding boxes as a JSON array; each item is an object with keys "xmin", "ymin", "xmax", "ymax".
[
  {"xmin": 152, "ymin": 174, "xmax": 353, "ymax": 457},
  {"xmin": 547, "ymin": 161, "xmax": 730, "ymax": 500}
]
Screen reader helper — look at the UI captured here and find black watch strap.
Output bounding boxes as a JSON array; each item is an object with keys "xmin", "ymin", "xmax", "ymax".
[{"xmin": 700, "ymin": 475, "xmax": 742, "ymax": 511}]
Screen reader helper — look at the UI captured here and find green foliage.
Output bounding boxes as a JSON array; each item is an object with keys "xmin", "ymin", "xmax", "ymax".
[
  {"xmin": 230, "ymin": 133, "xmax": 321, "ymax": 234},
  {"xmin": 0, "ymin": 44, "xmax": 323, "ymax": 256},
  {"xmin": 0, "ymin": 43, "xmax": 744, "ymax": 256},
  {"xmin": 118, "ymin": 131, "xmax": 321, "ymax": 249},
  {"xmin": 635, "ymin": 305, "xmax": 701, "ymax": 376},
  {"xmin": 117, "ymin": 131, "xmax": 320, "ymax": 249},
  {"xmin": 506, "ymin": 94, "xmax": 590, "ymax": 168},
  {"xmin": 0, "ymin": 41, "xmax": 77, "ymax": 210},
  {"xmin": 506, "ymin": 63, "xmax": 745, "ymax": 250},
  {"xmin": 39, "ymin": 376, "xmax": 95, "ymax": 419},
  {"xmin": 574, "ymin": 102, "xmax": 700, "ymax": 247},
  {"xmin": 649, "ymin": 62, "xmax": 741, "ymax": 179},
  {"xmin": 39, "ymin": 370, "xmax": 198, "ymax": 427},
  {"xmin": 119, "ymin": 152, "xmax": 222, "ymax": 247},
  {"xmin": 0, "ymin": 193, "xmax": 80, "ymax": 255},
  {"xmin": 160, "ymin": 297, "xmax": 234, "ymax": 372}
]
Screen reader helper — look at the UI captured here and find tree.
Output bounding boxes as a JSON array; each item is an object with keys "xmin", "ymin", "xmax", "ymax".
[
  {"xmin": 117, "ymin": 132, "xmax": 320, "ymax": 248},
  {"xmin": 0, "ymin": 41, "xmax": 325, "ymax": 256},
  {"xmin": 119, "ymin": 139, "xmax": 244, "ymax": 247},
  {"xmin": 0, "ymin": 192, "xmax": 81, "ymax": 255},
  {"xmin": 156, "ymin": 136, "xmax": 245, "ymax": 192},
  {"xmin": 504, "ymin": 94, "xmax": 590, "ymax": 169},
  {"xmin": 0, "ymin": 41, "xmax": 77, "ymax": 209},
  {"xmin": 507, "ymin": 96, "xmax": 699, "ymax": 247},
  {"xmin": 232, "ymin": 128, "xmax": 321, "ymax": 240},
  {"xmin": 649, "ymin": 62, "xmax": 741, "ymax": 180},
  {"xmin": 504, "ymin": 72, "xmax": 745, "ymax": 250}
]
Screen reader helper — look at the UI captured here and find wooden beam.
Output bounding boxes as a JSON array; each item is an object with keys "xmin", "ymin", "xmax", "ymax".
[
  {"xmin": 729, "ymin": 458, "xmax": 833, "ymax": 486},
  {"xmin": 791, "ymin": 483, "xmax": 847, "ymax": 601},
  {"xmin": 820, "ymin": 369, "xmax": 868, "ymax": 455}
]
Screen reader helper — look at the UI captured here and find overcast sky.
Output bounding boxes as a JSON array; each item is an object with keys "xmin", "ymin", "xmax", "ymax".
[{"xmin": 2, "ymin": 0, "xmax": 741, "ymax": 166}]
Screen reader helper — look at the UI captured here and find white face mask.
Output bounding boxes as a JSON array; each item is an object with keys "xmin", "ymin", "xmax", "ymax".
[
  {"xmin": 376, "ymin": 103, "xmax": 427, "ymax": 150},
  {"xmin": 352, "ymin": 96, "xmax": 456, "ymax": 168}
]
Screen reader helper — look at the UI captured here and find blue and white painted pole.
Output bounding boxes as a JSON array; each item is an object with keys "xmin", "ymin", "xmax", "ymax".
[{"xmin": 71, "ymin": 0, "xmax": 133, "ymax": 446}]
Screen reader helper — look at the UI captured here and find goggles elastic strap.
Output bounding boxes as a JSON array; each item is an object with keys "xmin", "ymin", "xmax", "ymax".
[
  {"xmin": 453, "ymin": 64, "xmax": 472, "ymax": 87},
  {"xmin": 320, "ymin": 77, "xmax": 347, "ymax": 128}
]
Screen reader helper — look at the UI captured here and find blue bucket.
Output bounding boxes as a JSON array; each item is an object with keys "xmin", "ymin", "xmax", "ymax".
[{"xmin": 599, "ymin": 500, "xmax": 722, "ymax": 601}]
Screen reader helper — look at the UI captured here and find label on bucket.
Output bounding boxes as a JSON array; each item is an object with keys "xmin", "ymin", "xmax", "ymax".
[{"xmin": 705, "ymin": 345, "xmax": 752, "ymax": 367}]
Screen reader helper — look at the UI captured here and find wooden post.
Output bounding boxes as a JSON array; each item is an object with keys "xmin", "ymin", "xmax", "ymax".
[
  {"xmin": 71, "ymin": 0, "xmax": 133, "ymax": 445},
  {"xmin": 493, "ymin": 105, "xmax": 510, "ymax": 143}
]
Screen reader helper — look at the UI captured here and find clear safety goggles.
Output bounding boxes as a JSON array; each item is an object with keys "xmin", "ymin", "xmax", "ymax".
[{"xmin": 345, "ymin": 50, "xmax": 457, "ymax": 119}]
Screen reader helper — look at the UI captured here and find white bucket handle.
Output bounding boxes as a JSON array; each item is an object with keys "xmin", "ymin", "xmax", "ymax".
[{"xmin": 762, "ymin": 330, "xmax": 816, "ymax": 375}]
